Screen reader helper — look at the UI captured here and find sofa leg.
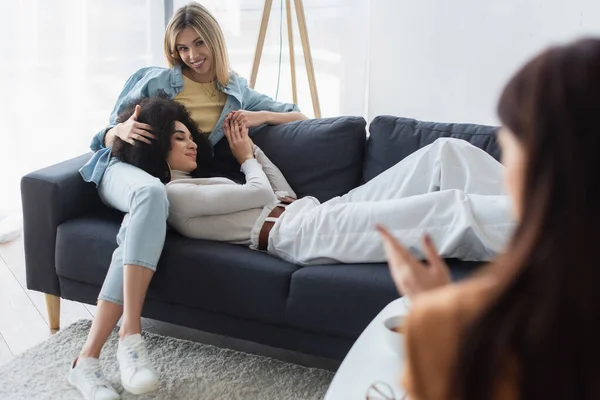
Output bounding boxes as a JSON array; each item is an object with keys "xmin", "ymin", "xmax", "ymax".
[{"xmin": 45, "ymin": 294, "xmax": 61, "ymax": 332}]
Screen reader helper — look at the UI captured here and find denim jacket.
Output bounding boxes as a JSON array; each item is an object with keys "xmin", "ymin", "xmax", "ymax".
[{"xmin": 80, "ymin": 64, "xmax": 299, "ymax": 186}]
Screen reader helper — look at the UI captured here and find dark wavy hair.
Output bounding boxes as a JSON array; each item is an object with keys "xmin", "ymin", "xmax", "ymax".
[
  {"xmin": 457, "ymin": 38, "xmax": 600, "ymax": 399},
  {"xmin": 111, "ymin": 93, "xmax": 213, "ymax": 183}
]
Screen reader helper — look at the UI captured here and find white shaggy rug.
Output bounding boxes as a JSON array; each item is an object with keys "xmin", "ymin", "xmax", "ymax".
[{"xmin": 0, "ymin": 320, "xmax": 334, "ymax": 400}]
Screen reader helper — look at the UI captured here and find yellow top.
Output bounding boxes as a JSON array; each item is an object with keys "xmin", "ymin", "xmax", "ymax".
[{"xmin": 174, "ymin": 75, "xmax": 227, "ymax": 135}]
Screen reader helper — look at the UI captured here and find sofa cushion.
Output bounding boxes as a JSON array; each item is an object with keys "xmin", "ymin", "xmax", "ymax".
[
  {"xmin": 363, "ymin": 115, "xmax": 500, "ymax": 183},
  {"xmin": 251, "ymin": 116, "xmax": 367, "ymax": 202},
  {"xmin": 285, "ymin": 260, "xmax": 482, "ymax": 339},
  {"xmin": 56, "ymin": 209, "xmax": 299, "ymax": 324},
  {"xmin": 285, "ymin": 264, "xmax": 399, "ymax": 339}
]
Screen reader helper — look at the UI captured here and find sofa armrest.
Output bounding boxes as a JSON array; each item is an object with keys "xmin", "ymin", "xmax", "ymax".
[{"xmin": 21, "ymin": 153, "xmax": 103, "ymax": 296}]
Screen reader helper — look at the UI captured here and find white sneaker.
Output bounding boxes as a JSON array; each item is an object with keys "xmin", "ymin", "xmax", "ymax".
[
  {"xmin": 117, "ymin": 334, "xmax": 159, "ymax": 395},
  {"xmin": 68, "ymin": 357, "xmax": 120, "ymax": 400}
]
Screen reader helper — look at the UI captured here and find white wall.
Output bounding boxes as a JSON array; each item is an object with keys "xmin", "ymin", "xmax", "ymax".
[{"xmin": 368, "ymin": 0, "xmax": 600, "ymax": 125}]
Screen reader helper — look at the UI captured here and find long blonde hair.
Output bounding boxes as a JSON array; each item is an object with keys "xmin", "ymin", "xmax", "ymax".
[{"xmin": 164, "ymin": 2, "xmax": 230, "ymax": 87}]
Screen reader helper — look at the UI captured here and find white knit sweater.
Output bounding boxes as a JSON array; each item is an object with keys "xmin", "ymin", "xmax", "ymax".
[{"xmin": 166, "ymin": 146, "xmax": 296, "ymax": 244}]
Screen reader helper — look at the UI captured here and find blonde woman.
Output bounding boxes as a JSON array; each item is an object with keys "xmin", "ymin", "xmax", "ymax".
[{"xmin": 71, "ymin": 3, "xmax": 307, "ymax": 399}]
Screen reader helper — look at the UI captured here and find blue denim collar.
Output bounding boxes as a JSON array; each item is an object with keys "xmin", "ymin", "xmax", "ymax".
[
  {"xmin": 220, "ymin": 73, "xmax": 245, "ymax": 104},
  {"xmin": 171, "ymin": 64, "xmax": 184, "ymax": 88}
]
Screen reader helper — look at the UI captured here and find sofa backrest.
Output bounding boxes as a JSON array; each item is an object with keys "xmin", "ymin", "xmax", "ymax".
[
  {"xmin": 252, "ymin": 116, "xmax": 367, "ymax": 202},
  {"xmin": 362, "ymin": 115, "xmax": 501, "ymax": 183}
]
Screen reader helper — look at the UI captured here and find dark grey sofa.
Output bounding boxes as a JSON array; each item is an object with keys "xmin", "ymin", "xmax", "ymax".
[{"xmin": 22, "ymin": 115, "xmax": 500, "ymax": 360}]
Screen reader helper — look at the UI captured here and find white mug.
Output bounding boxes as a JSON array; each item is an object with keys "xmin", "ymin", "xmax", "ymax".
[{"xmin": 382, "ymin": 315, "xmax": 406, "ymax": 355}]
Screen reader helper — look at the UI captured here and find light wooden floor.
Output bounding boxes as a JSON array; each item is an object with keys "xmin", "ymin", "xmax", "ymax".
[{"xmin": 0, "ymin": 235, "xmax": 341, "ymax": 371}]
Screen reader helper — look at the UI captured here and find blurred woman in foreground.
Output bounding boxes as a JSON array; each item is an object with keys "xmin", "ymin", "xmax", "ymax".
[{"xmin": 380, "ymin": 37, "xmax": 600, "ymax": 399}]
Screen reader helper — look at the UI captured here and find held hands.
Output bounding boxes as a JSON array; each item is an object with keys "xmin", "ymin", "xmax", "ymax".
[
  {"xmin": 116, "ymin": 105, "xmax": 155, "ymax": 145},
  {"xmin": 224, "ymin": 115, "xmax": 254, "ymax": 164},
  {"xmin": 227, "ymin": 110, "xmax": 266, "ymax": 128},
  {"xmin": 377, "ymin": 225, "xmax": 451, "ymax": 298}
]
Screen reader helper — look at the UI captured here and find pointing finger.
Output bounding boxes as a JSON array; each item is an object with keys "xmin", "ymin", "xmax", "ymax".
[
  {"xmin": 376, "ymin": 225, "xmax": 412, "ymax": 263},
  {"xmin": 422, "ymin": 234, "xmax": 444, "ymax": 269}
]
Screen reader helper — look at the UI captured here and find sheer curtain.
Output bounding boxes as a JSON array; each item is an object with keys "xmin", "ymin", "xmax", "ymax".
[{"xmin": 0, "ymin": 0, "xmax": 165, "ymax": 214}]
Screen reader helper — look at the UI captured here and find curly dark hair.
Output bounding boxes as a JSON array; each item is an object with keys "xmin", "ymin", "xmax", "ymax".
[{"xmin": 111, "ymin": 93, "xmax": 213, "ymax": 183}]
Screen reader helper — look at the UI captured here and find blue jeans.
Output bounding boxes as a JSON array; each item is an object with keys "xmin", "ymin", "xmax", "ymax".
[{"xmin": 96, "ymin": 158, "xmax": 169, "ymax": 305}]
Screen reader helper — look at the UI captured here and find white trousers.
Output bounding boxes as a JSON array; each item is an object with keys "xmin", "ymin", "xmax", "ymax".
[{"xmin": 267, "ymin": 138, "xmax": 515, "ymax": 265}]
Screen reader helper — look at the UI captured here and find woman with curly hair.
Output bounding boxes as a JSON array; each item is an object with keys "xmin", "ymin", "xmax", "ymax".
[{"xmin": 110, "ymin": 97, "xmax": 513, "ymax": 268}]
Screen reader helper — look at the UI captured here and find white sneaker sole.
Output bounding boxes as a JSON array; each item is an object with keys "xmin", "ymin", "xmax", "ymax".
[
  {"xmin": 68, "ymin": 372, "xmax": 120, "ymax": 400},
  {"xmin": 121, "ymin": 378, "xmax": 158, "ymax": 395}
]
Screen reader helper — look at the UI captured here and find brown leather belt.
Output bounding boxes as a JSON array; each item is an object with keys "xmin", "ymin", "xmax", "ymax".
[{"xmin": 258, "ymin": 196, "xmax": 296, "ymax": 251}]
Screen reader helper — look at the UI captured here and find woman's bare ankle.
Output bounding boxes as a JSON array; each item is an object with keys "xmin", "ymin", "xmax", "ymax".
[
  {"xmin": 119, "ymin": 325, "xmax": 142, "ymax": 340},
  {"xmin": 78, "ymin": 348, "xmax": 101, "ymax": 360}
]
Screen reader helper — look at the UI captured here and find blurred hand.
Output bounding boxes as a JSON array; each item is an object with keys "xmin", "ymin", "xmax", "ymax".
[
  {"xmin": 227, "ymin": 110, "xmax": 266, "ymax": 128},
  {"xmin": 377, "ymin": 225, "xmax": 451, "ymax": 298},
  {"xmin": 115, "ymin": 105, "xmax": 155, "ymax": 145},
  {"xmin": 223, "ymin": 118, "xmax": 254, "ymax": 164}
]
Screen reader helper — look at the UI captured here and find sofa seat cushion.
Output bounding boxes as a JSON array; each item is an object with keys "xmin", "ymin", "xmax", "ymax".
[
  {"xmin": 285, "ymin": 260, "xmax": 482, "ymax": 339},
  {"xmin": 56, "ymin": 209, "xmax": 299, "ymax": 324},
  {"xmin": 363, "ymin": 115, "xmax": 500, "ymax": 183},
  {"xmin": 285, "ymin": 264, "xmax": 399, "ymax": 339}
]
